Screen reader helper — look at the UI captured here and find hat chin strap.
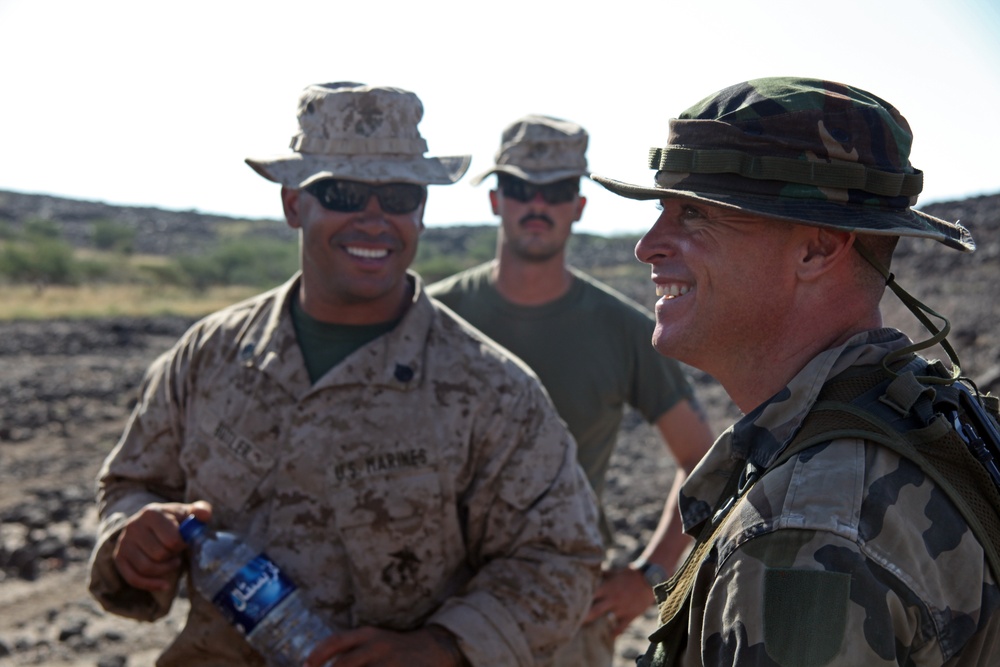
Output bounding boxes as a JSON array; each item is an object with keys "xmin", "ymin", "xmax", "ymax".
[{"xmin": 854, "ymin": 241, "xmax": 962, "ymax": 385}]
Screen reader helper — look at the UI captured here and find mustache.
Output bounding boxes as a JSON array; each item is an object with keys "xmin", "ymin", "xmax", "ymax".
[
  {"xmin": 332, "ymin": 231, "xmax": 402, "ymax": 250},
  {"xmin": 519, "ymin": 213, "xmax": 554, "ymax": 228}
]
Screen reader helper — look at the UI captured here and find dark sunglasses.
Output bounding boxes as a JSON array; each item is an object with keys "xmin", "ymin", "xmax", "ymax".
[
  {"xmin": 498, "ymin": 175, "xmax": 580, "ymax": 205},
  {"xmin": 304, "ymin": 179, "xmax": 426, "ymax": 214}
]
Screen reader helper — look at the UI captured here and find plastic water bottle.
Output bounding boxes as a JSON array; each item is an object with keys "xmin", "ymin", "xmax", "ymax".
[{"xmin": 179, "ymin": 515, "xmax": 336, "ymax": 667}]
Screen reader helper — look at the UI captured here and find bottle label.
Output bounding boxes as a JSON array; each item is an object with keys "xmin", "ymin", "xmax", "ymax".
[{"xmin": 212, "ymin": 553, "xmax": 296, "ymax": 635}]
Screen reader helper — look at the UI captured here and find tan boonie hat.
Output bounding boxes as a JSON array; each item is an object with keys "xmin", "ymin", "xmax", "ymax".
[
  {"xmin": 246, "ymin": 82, "xmax": 471, "ymax": 187},
  {"xmin": 470, "ymin": 115, "xmax": 589, "ymax": 186}
]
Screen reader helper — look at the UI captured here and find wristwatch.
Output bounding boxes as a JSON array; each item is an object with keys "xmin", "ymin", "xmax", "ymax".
[{"xmin": 635, "ymin": 559, "xmax": 669, "ymax": 587}]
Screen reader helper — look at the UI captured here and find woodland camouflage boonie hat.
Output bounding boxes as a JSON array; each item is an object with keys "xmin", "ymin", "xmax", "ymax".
[
  {"xmin": 246, "ymin": 82, "xmax": 471, "ymax": 187},
  {"xmin": 470, "ymin": 115, "xmax": 589, "ymax": 185},
  {"xmin": 592, "ymin": 77, "xmax": 974, "ymax": 251}
]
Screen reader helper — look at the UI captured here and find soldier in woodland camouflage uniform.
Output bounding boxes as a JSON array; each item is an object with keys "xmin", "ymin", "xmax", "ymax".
[
  {"xmin": 88, "ymin": 82, "xmax": 604, "ymax": 667},
  {"xmin": 592, "ymin": 77, "xmax": 1000, "ymax": 665}
]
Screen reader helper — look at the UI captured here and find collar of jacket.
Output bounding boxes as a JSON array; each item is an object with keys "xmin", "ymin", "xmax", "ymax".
[
  {"xmin": 235, "ymin": 271, "xmax": 431, "ymax": 399},
  {"xmin": 678, "ymin": 327, "xmax": 915, "ymax": 533}
]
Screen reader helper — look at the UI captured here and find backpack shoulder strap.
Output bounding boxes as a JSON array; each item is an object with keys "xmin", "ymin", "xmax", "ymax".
[
  {"xmin": 640, "ymin": 361, "xmax": 1000, "ymax": 667},
  {"xmin": 781, "ymin": 364, "xmax": 1000, "ymax": 580},
  {"xmin": 640, "ymin": 463, "xmax": 749, "ymax": 667}
]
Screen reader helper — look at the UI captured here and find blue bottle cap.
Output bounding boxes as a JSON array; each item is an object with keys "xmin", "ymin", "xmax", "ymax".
[{"xmin": 178, "ymin": 515, "xmax": 206, "ymax": 543}]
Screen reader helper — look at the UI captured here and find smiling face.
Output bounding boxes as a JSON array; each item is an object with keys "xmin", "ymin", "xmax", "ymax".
[
  {"xmin": 281, "ymin": 185, "xmax": 425, "ymax": 324},
  {"xmin": 634, "ymin": 197, "xmax": 804, "ymax": 375}
]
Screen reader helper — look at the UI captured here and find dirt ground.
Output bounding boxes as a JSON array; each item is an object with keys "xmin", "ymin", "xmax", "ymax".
[
  {"xmin": 0, "ymin": 315, "xmax": 744, "ymax": 667},
  {"xmin": 0, "ymin": 306, "xmax": 993, "ymax": 665},
  {"xmin": 0, "ymin": 193, "xmax": 997, "ymax": 666}
]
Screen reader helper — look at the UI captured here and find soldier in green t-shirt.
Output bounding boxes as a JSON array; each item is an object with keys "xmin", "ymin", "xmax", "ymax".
[{"xmin": 428, "ymin": 116, "xmax": 715, "ymax": 667}]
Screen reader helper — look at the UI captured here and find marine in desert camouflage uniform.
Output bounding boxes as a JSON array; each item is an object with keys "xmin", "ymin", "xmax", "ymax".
[
  {"xmin": 592, "ymin": 77, "xmax": 1000, "ymax": 665},
  {"xmin": 88, "ymin": 82, "xmax": 604, "ymax": 667}
]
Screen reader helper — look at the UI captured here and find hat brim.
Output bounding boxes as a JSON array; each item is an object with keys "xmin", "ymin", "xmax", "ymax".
[
  {"xmin": 590, "ymin": 174, "xmax": 975, "ymax": 252},
  {"xmin": 469, "ymin": 165, "xmax": 589, "ymax": 186},
  {"xmin": 246, "ymin": 153, "xmax": 471, "ymax": 187}
]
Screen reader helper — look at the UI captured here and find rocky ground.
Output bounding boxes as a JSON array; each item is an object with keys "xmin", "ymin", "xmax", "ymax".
[
  {"xmin": 0, "ymin": 315, "xmax": 726, "ymax": 667},
  {"xmin": 0, "ymin": 192, "xmax": 996, "ymax": 666}
]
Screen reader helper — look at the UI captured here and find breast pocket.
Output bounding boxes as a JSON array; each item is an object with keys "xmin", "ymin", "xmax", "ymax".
[
  {"xmin": 180, "ymin": 415, "xmax": 276, "ymax": 521},
  {"xmin": 331, "ymin": 467, "xmax": 463, "ymax": 628}
]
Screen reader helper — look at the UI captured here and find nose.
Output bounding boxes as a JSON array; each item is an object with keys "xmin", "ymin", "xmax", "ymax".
[
  {"xmin": 529, "ymin": 190, "xmax": 548, "ymax": 206},
  {"xmin": 364, "ymin": 192, "xmax": 385, "ymax": 213},
  {"xmin": 354, "ymin": 193, "xmax": 390, "ymax": 225},
  {"xmin": 635, "ymin": 208, "xmax": 677, "ymax": 265}
]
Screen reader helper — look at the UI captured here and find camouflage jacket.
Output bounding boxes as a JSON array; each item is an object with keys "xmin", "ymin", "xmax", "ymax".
[
  {"xmin": 657, "ymin": 328, "xmax": 1000, "ymax": 666},
  {"xmin": 89, "ymin": 273, "xmax": 604, "ymax": 667}
]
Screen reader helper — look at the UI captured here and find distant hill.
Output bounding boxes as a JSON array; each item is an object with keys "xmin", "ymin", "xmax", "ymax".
[
  {"xmin": 1, "ymin": 187, "xmax": 998, "ymax": 388},
  {"xmin": 0, "ymin": 188, "xmax": 647, "ymax": 291},
  {"xmin": 0, "ymin": 189, "xmax": 296, "ymax": 256}
]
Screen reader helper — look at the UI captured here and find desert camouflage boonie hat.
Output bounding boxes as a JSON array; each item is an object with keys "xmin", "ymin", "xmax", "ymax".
[
  {"xmin": 246, "ymin": 82, "xmax": 471, "ymax": 187},
  {"xmin": 470, "ymin": 115, "xmax": 589, "ymax": 185},
  {"xmin": 592, "ymin": 77, "xmax": 974, "ymax": 251}
]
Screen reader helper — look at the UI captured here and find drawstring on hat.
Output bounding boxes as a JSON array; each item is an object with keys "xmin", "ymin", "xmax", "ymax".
[{"xmin": 854, "ymin": 241, "xmax": 962, "ymax": 385}]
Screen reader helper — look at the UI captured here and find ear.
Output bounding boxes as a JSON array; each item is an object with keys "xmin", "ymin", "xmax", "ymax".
[
  {"xmin": 281, "ymin": 186, "xmax": 302, "ymax": 229},
  {"xmin": 489, "ymin": 189, "xmax": 501, "ymax": 216},
  {"xmin": 797, "ymin": 227, "xmax": 855, "ymax": 280}
]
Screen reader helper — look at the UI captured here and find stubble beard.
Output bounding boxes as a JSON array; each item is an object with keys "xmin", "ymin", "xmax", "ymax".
[{"xmin": 510, "ymin": 237, "xmax": 563, "ymax": 263}]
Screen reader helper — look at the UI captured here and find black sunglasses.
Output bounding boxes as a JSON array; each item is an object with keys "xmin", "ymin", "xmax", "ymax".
[
  {"xmin": 498, "ymin": 174, "xmax": 579, "ymax": 205},
  {"xmin": 304, "ymin": 179, "xmax": 426, "ymax": 214}
]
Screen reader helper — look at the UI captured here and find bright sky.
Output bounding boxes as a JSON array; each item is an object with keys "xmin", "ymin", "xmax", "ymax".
[{"xmin": 1, "ymin": 0, "xmax": 998, "ymax": 237}]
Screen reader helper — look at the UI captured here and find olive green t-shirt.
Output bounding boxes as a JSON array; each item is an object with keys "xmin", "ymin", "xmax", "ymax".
[
  {"xmin": 291, "ymin": 294, "xmax": 401, "ymax": 383},
  {"xmin": 428, "ymin": 262, "xmax": 694, "ymax": 531}
]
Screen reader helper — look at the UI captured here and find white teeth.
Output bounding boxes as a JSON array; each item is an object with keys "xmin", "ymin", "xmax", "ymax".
[
  {"xmin": 346, "ymin": 246, "xmax": 388, "ymax": 259},
  {"xmin": 655, "ymin": 284, "xmax": 690, "ymax": 299}
]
